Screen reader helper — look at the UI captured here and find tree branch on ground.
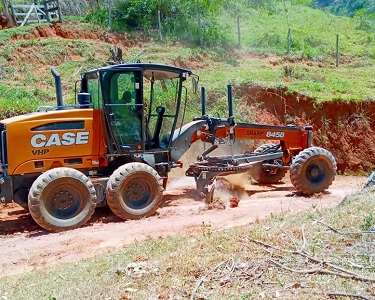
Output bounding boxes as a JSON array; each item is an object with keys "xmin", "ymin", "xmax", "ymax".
[
  {"xmin": 190, "ymin": 259, "xmax": 228, "ymax": 300},
  {"xmin": 245, "ymin": 237, "xmax": 375, "ymax": 282},
  {"xmin": 313, "ymin": 291, "xmax": 373, "ymax": 300},
  {"xmin": 317, "ymin": 220, "xmax": 375, "ymax": 235}
]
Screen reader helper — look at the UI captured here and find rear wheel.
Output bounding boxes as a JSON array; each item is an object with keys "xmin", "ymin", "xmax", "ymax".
[
  {"xmin": 28, "ymin": 168, "xmax": 97, "ymax": 232},
  {"xmin": 106, "ymin": 162, "xmax": 164, "ymax": 220},
  {"xmin": 250, "ymin": 143, "xmax": 287, "ymax": 184},
  {"xmin": 290, "ymin": 147, "xmax": 336, "ymax": 195}
]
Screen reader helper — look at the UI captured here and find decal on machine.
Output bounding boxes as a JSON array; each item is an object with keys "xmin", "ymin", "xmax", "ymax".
[
  {"xmin": 246, "ymin": 131, "xmax": 263, "ymax": 136},
  {"xmin": 30, "ymin": 131, "xmax": 90, "ymax": 152},
  {"xmin": 266, "ymin": 131, "xmax": 285, "ymax": 138}
]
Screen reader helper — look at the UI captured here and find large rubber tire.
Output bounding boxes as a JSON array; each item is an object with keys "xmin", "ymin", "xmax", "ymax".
[
  {"xmin": 290, "ymin": 147, "xmax": 336, "ymax": 195},
  {"xmin": 106, "ymin": 162, "xmax": 164, "ymax": 220},
  {"xmin": 28, "ymin": 168, "xmax": 97, "ymax": 232},
  {"xmin": 250, "ymin": 143, "xmax": 287, "ymax": 184}
]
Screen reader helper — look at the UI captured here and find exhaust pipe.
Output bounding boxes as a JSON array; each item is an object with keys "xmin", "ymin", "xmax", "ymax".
[
  {"xmin": 227, "ymin": 84, "xmax": 233, "ymax": 119},
  {"xmin": 227, "ymin": 84, "xmax": 236, "ymax": 127},
  {"xmin": 227, "ymin": 84, "xmax": 235, "ymax": 160},
  {"xmin": 201, "ymin": 86, "xmax": 206, "ymax": 116},
  {"xmin": 51, "ymin": 67, "xmax": 63, "ymax": 110}
]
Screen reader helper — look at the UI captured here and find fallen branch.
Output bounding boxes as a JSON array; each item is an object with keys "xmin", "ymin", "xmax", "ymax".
[
  {"xmin": 190, "ymin": 260, "xmax": 228, "ymax": 300},
  {"xmin": 317, "ymin": 220, "xmax": 342, "ymax": 234},
  {"xmin": 270, "ymin": 258, "xmax": 375, "ymax": 282},
  {"xmin": 300, "ymin": 224, "xmax": 307, "ymax": 251},
  {"xmin": 299, "ymin": 251, "xmax": 375, "ymax": 281},
  {"xmin": 246, "ymin": 237, "xmax": 375, "ymax": 282},
  {"xmin": 269, "ymin": 259, "xmax": 322, "ymax": 274},
  {"xmin": 71, "ymin": 66, "xmax": 83, "ymax": 78},
  {"xmin": 317, "ymin": 220, "xmax": 375, "ymax": 235},
  {"xmin": 244, "ymin": 237, "xmax": 294, "ymax": 254},
  {"xmin": 279, "ymin": 227, "xmax": 299, "ymax": 249},
  {"xmin": 313, "ymin": 291, "xmax": 373, "ymax": 300}
]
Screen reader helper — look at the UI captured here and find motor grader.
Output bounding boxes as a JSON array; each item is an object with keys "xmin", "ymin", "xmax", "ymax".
[{"xmin": 0, "ymin": 62, "xmax": 336, "ymax": 232}]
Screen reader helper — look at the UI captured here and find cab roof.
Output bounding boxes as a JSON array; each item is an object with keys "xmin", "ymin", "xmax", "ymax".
[{"xmin": 84, "ymin": 63, "xmax": 194, "ymax": 81}]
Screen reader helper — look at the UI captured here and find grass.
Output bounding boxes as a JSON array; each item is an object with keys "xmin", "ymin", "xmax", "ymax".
[
  {"xmin": 0, "ymin": 187, "xmax": 374, "ymax": 300},
  {"xmin": 0, "ymin": 5, "xmax": 375, "ymax": 117}
]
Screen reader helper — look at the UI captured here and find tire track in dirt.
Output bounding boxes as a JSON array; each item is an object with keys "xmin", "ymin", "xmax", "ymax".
[{"xmin": 0, "ymin": 175, "xmax": 365, "ymax": 278}]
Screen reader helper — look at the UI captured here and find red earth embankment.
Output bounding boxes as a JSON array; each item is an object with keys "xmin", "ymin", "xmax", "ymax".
[{"xmin": 238, "ymin": 86, "xmax": 375, "ymax": 174}]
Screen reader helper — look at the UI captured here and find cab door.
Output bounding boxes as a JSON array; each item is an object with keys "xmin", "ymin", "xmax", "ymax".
[{"xmin": 102, "ymin": 70, "xmax": 144, "ymax": 152}]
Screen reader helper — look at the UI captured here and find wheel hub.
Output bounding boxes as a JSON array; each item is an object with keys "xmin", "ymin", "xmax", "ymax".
[
  {"xmin": 307, "ymin": 163, "xmax": 324, "ymax": 183},
  {"xmin": 309, "ymin": 166, "xmax": 320, "ymax": 178},
  {"xmin": 53, "ymin": 191, "xmax": 74, "ymax": 210},
  {"xmin": 126, "ymin": 182, "xmax": 147, "ymax": 202}
]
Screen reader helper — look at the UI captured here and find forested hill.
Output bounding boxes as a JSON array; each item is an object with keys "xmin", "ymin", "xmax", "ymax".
[{"xmin": 316, "ymin": 0, "xmax": 375, "ymax": 16}]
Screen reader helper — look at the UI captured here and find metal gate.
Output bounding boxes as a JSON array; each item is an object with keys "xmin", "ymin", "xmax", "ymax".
[{"xmin": 10, "ymin": 0, "xmax": 61, "ymax": 27}]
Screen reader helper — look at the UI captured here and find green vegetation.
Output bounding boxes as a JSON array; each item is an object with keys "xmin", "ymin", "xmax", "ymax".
[
  {"xmin": 0, "ymin": 185, "xmax": 373, "ymax": 299},
  {"xmin": 317, "ymin": 0, "xmax": 375, "ymax": 16},
  {"xmin": 0, "ymin": 2, "xmax": 375, "ymax": 118}
]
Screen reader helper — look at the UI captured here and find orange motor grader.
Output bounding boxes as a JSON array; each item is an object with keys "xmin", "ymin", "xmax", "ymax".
[{"xmin": 0, "ymin": 63, "xmax": 336, "ymax": 232}]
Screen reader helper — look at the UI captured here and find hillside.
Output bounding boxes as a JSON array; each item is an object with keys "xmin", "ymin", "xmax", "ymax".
[{"xmin": 0, "ymin": 5, "xmax": 375, "ymax": 174}]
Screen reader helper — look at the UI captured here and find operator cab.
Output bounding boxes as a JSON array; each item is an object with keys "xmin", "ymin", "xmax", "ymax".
[{"xmin": 79, "ymin": 63, "xmax": 196, "ymax": 154}]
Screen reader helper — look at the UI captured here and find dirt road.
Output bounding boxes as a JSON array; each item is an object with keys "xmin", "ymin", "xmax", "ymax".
[{"xmin": 0, "ymin": 174, "xmax": 365, "ymax": 278}]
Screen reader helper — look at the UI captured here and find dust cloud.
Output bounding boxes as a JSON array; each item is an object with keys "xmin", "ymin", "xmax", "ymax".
[{"xmin": 168, "ymin": 141, "xmax": 252, "ymax": 203}]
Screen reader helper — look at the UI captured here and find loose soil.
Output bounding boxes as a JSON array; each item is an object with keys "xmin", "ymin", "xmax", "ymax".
[{"xmin": 0, "ymin": 174, "xmax": 365, "ymax": 278}]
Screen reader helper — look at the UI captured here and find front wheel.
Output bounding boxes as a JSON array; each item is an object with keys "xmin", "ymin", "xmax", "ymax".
[
  {"xmin": 290, "ymin": 147, "xmax": 336, "ymax": 195},
  {"xmin": 106, "ymin": 162, "xmax": 164, "ymax": 220},
  {"xmin": 28, "ymin": 168, "xmax": 97, "ymax": 232}
]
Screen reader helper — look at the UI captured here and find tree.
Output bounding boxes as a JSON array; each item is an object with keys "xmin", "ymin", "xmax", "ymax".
[
  {"xmin": 315, "ymin": 0, "xmax": 375, "ymax": 16},
  {"xmin": 1, "ymin": 0, "xmax": 14, "ymax": 27},
  {"xmin": 315, "ymin": 0, "xmax": 334, "ymax": 7}
]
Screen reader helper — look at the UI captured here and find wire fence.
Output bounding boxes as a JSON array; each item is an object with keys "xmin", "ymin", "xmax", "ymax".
[
  {"xmin": 130, "ymin": 10, "xmax": 342, "ymax": 66},
  {"xmin": 76, "ymin": 2, "xmax": 345, "ymax": 66}
]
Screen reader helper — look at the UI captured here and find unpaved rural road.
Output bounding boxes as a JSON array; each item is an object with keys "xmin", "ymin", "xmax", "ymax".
[{"xmin": 0, "ymin": 174, "xmax": 366, "ymax": 278}]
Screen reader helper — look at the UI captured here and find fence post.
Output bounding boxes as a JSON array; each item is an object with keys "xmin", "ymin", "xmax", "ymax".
[
  {"xmin": 237, "ymin": 15, "xmax": 241, "ymax": 49},
  {"xmin": 108, "ymin": 0, "xmax": 112, "ymax": 31},
  {"xmin": 287, "ymin": 27, "xmax": 291, "ymax": 55},
  {"xmin": 57, "ymin": 0, "xmax": 62, "ymax": 22},
  {"xmin": 9, "ymin": 3, "xmax": 16, "ymax": 26},
  {"xmin": 336, "ymin": 34, "xmax": 339, "ymax": 67},
  {"xmin": 198, "ymin": 9, "xmax": 203, "ymax": 47},
  {"xmin": 158, "ymin": 10, "xmax": 163, "ymax": 42},
  {"xmin": 43, "ymin": 1, "xmax": 49, "ymax": 22}
]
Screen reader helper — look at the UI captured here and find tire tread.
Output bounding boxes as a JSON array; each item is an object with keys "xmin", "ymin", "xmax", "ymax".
[
  {"xmin": 290, "ymin": 146, "xmax": 336, "ymax": 194},
  {"xmin": 106, "ymin": 162, "xmax": 164, "ymax": 220},
  {"xmin": 28, "ymin": 167, "xmax": 97, "ymax": 232}
]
